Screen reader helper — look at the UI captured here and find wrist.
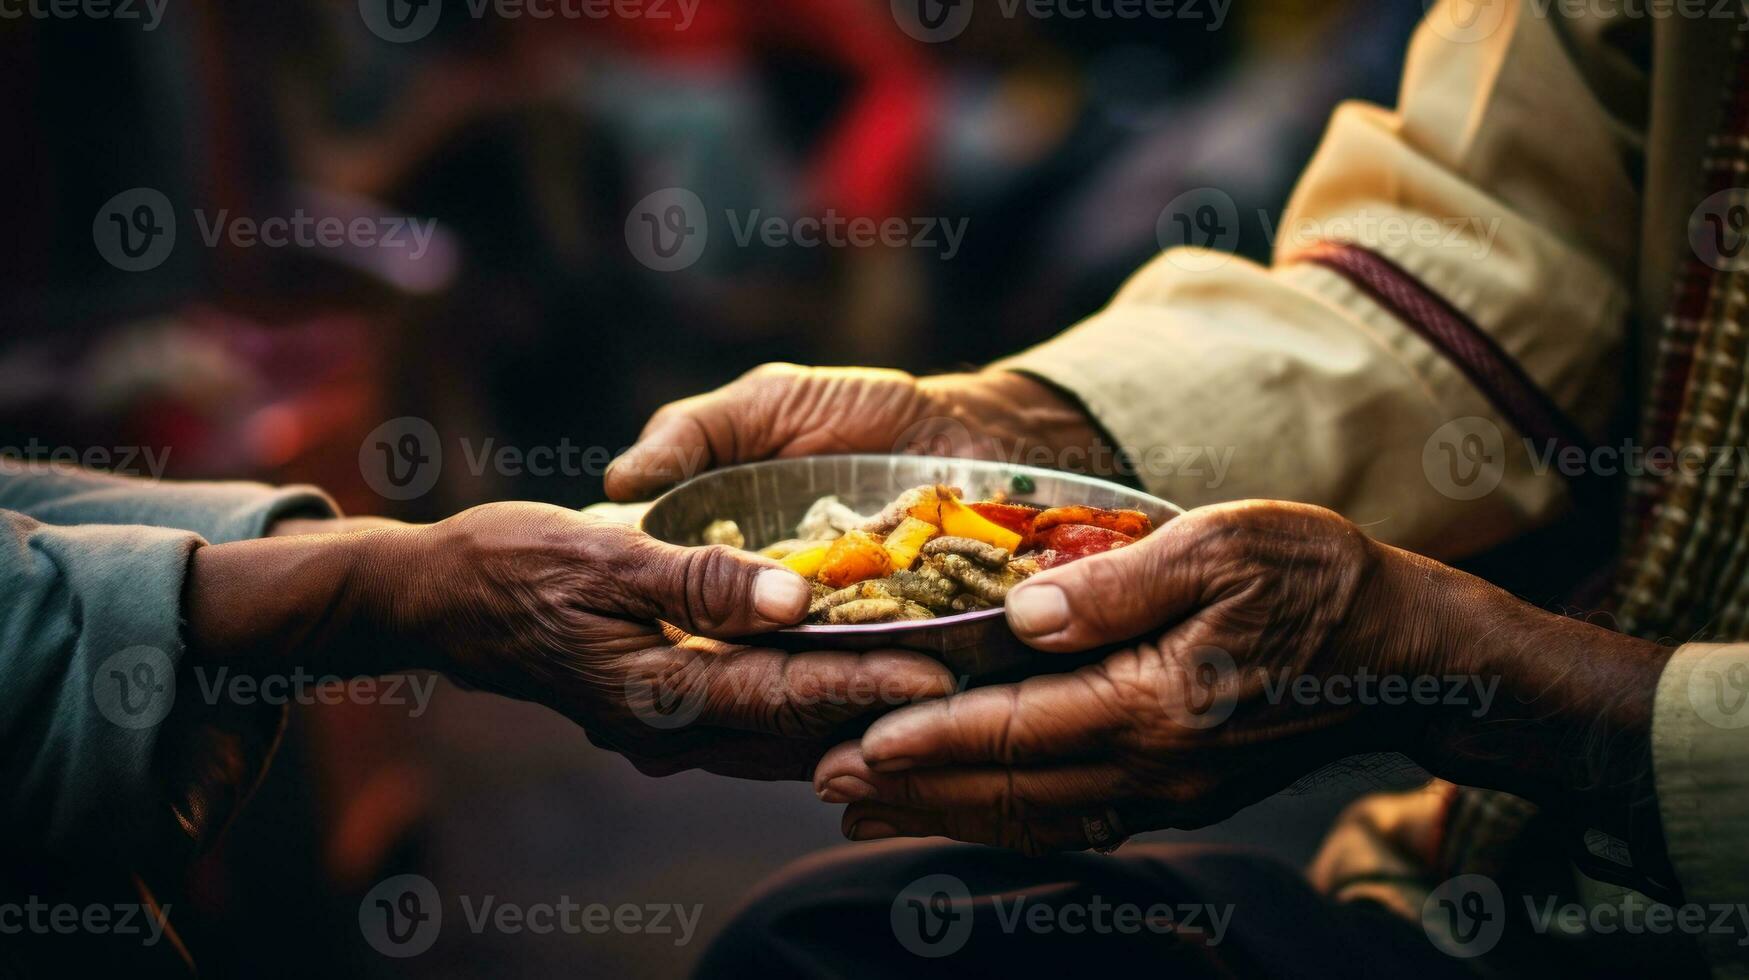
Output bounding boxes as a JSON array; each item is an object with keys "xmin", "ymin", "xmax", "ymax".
[{"xmin": 922, "ymin": 370, "xmax": 1117, "ymax": 475}]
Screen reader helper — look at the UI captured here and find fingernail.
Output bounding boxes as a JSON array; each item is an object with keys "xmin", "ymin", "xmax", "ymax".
[
  {"xmin": 1006, "ymin": 583, "xmax": 1070, "ymax": 637},
  {"xmin": 818, "ymin": 776, "xmax": 876, "ymax": 804},
  {"xmin": 848, "ymin": 820, "xmax": 898, "ymax": 841},
  {"xmin": 869, "ymin": 756, "xmax": 914, "ymax": 773},
  {"xmin": 754, "ymin": 570, "xmax": 811, "ymax": 623}
]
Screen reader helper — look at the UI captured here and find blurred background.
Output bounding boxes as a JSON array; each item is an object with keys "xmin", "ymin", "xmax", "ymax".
[{"xmin": 2, "ymin": 1, "xmax": 1424, "ymax": 974}]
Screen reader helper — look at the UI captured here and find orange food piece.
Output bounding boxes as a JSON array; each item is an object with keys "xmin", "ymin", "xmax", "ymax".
[
  {"xmin": 1033, "ymin": 506, "xmax": 1153, "ymax": 539},
  {"xmin": 968, "ymin": 501, "xmax": 1039, "ymax": 549},
  {"xmin": 817, "ymin": 530, "xmax": 896, "ymax": 587}
]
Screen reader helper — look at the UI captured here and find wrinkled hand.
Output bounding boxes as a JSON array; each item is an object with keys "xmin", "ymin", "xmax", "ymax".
[
  {"xmin": 605, "ymin": 363, "xmax": 1111, "ymax": 501},
  {"xmin": 810, "ymin": 501, "xmax": 1453, "ymax": 850},
  {"xmin": 388, "ymin": 502, "xmax": 958, "ymax": 779}
]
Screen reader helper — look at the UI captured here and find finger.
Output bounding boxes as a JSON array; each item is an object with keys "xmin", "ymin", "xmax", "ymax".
[
  {"xmin": 601, "ymin": 728, "xmax": 840, "ymax": 781},
  {"xmin": 583, "ymin": 523, "xmax": 811, "ymax": 636},
  {"xmin": 605, "ymin": 398, "xmax": 719, "ymax": 501},
  {"xmin": 839, "ymin": 802, "xmax": 1091, "ymax": 855},
  {"xmin": 605, "ymin": 363, "xmax": 808, "ymax": 500},
  {"xmin": 1004, "ymin": 521, "xmax": 1202, "ymax": 652},
  {"xmin": 620, "ymin": 647, "xmax": 958, "ymax": 737},
  {"xmin": 856, "ymin": 670, "xmax": 1124, "ymax": 772},
  {"xmin": 813, "ymin": 740, "xmax": 1127, "ymax": 811}
]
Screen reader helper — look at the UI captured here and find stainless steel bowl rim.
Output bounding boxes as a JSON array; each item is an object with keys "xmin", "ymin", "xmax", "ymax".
[{"xmin": 639, "ymin": 454, "xmax": 1181, "ymax": 637}]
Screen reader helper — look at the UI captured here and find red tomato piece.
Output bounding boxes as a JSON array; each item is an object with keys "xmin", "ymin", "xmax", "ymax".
[{"xmin": 1038, "ymin": 523, "xmax": 1135, "ymax": 559}]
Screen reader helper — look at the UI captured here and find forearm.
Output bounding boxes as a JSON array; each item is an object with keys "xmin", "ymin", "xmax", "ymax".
[
  {"xmin": 183, "ymin": 525, "xmax": 428, "ymax": 680},
  {"xmin": 1395, "ymin": 554, "xmax": 1676, "ymax": 885}
]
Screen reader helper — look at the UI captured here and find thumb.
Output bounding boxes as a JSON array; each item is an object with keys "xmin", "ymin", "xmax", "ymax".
[
  {"xmin": 600, "ymin": 526, "xmax": 813, "ymax": 637},
  {"xmin": 605, "ymin": 405, "xmax": 717, "ymax": 502},
  {"xmin": 1004, "ymin": 527, "xmax": 1199, "ymax": 652}
]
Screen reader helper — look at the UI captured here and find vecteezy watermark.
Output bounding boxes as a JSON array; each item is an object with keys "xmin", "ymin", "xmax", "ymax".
[
  {"xmin": 1425, "ymin": 0, "xmax": 1749, "ymax": 45},
  {"xmin": 192, "ymin": 668, "xmax": 440, "ymax": 719},
  {"xmin": 1423, "ymin": 417, "xmax": 1507, "ymax": 501},
  {"xmin": 358, "ymin": 416, "xmax": 716, "ymax": 500},
  {"xmin": 1691, "ymin": 187, "xmax": 1749, "ymax": 272},
  {"xmin": 1156, "ymin": 645, "xmax": 1500, "ymax": 732},
  {"xmin": 1156, "ymin": 187, "xmax": 1504, "ymax": 272},
  {"xmin": 92, "ymin": 646, "xmax": 177, "ymax": 731},
  {"xmin": 359, "ymin": 874, "xmax": 702, "ymax": 957},
  {"xmin": 1423, "ymin": 873, "xmax": 1749, "ymax": 958},
  {"xmin": 1687, "ymin": 646, "xmax": 1749, "ymax": 730},
  {"xmin": 1423, "ymin": 416, "xmax": 1749, "ymax": 500},
  {"xmin": 0, "ymin": 898, "xmax": 173, "ymax": 946},
  {"xmin": 890, "ymin": 0, "xmax": 1229, "ymax": 43},
  {"xmin": 624, "ymin": 188, "xmax": 969, "ymax": 272},
  {"xmin": 889, "ymin": 416, "xmax": 1236, "ymax": 490},
  {"xmin": 93, "ymin": 650, "xmax": 442, "ymax": 731},
  {"xmin": 0, "ymin": 0, "xmax": 168, "ymax": 29},
  {"xmin": 0, "ymin": 441, "xmax": 172, "ymax": 482},
  {"xmin": 890, "ymin": 873, "xmax": 1231, "ymax": 958},
  {"xmin": 359, "ymin": 0, "xmax": 697, "ymax": 43},
  {"xmin": 625, "ymin": 656, "xmax": 973, "ymax": 731},
  {"xmin": 93, "ymin": 188, "xmax": 438, "ymax": 273}
]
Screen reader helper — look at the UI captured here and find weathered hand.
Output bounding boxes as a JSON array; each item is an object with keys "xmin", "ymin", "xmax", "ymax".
[
  {"xmin": 191, "ymin": 502, "xmax": 957, "ymax": 780},
  {"xmin": 809, "ymin": 501, "xmax": 1421, "ymax": 849},
  {"xmin": 811, "ymin": 500, "xmax": 1672, "ymax": 859},
  {"xmin": 604, "ymin": 363, "xmax": 1111, "ymax": 501}
]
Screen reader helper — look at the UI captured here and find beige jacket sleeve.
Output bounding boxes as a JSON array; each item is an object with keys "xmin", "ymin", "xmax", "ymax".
[
  {"xmin": 1654, "ymin": 643, "xmax": 1749, "ymax": 975},
  {"xmin": 996, "ymin": 0, "xmax": 1644, "ymax": 560}
]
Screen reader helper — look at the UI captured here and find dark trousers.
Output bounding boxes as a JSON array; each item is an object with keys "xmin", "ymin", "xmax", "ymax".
[{"xmin": 695, "ymin": 841, "xmax": 1479, "ymax": 979}]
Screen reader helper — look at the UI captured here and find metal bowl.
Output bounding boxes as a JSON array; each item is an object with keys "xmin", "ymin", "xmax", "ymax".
[{"xmin": 640, "ymin": 455, "xmax": 1183, "ymax": 679}]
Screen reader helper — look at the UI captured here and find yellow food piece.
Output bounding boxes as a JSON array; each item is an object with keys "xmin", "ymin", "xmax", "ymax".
[
  {"xmin": 781, "ymin": 544, "xmax": 832, "ymax": 579},
  {"xmin": 938, "ymin": 495, "xmax": 1023, "ymax": 552},
  {"xmin": 883, "ymin": 517, "xmax": 939, "ymax": 570},
  {"xmin": 817, "ymin": 531, "xmax": 895, "ymax": 588}
]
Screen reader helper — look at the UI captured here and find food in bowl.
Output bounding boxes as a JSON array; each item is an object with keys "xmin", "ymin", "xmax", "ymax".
[{"xmin": 704, "ymin": 484, "xmax": 1156, "ymax": 625}]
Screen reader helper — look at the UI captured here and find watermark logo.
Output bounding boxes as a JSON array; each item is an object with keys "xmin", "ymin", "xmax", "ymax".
[
  {"xmin": 1691, "ymin": 188, "xmax": 1749, "ymax": 273},
  {"xmin": 624, "ymin": 661, "xmax": 711, "ymax": 731},
  {"xmin": 626, "ymin": 187, "xmax": 709, "ymax": 272},
  {"xmin": 892, "ymin": 0, "xmax": 975, "ymax": 41},
  {"xmin": 891, "ymin": 415, "xmax": 986, "ymax": 459},
  {"xmin": 1157, "ymin": 188, "xmax": 1240, "ymax": 272},
  {"xmin": 1422, "ymin": 0, "xmax": 1509, "ymax": 44},
  {"xmin": 1423, "ymin": 874, "xmax": 1505, "ymax": 958},
  {"xmin": 92, "ymin": 646, "xmax": 176, "ymax": 731},
  {"xmin": 360, "ymin": 416, "xmax": 443, "ymax": 501},
  {"xmin": 1688, "ymin": 647, "xmax": 1749, "ymax": 730},
  {"xmin": 93, "ymin": 188, "xmax": 176, "ymax": 273},
  {"xmin": 96, "ymin": 190, "xmax": 438, "ymax": 272},
  {"xmin": 891, "ymin": 873, "xmax": 974, "ymax": 957},
  {"xmin": 1423, "ymin": 416, "xmax": 1505, "ymax": 500},
  {"xmin": 360, "ymin": 0, "xmax": 443, "ymax": 42},
  {"xmin": 360, "ymin": 874, "xmax": 443, "ymax": 957},
  {"xmin": 1159, "ymin": 644, "xmax": 1239, "ymax": 730},
  {"xmin": 626, "ymin": 189, "xmax": 968, "ymax": 271}
]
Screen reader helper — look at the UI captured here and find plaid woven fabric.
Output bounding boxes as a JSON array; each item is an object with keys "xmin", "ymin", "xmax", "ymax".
[{"xmin": 1615, "ymin": 31, "xmax": 1749, "ymax": 644}]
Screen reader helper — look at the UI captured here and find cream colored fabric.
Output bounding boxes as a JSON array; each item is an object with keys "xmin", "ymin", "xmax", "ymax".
[
  {"xmin": 998, "ymin": 1, "xmax": 1744, "ymax": 970},
  {"xmin": 1655, "ymin": 643, "xmax": 1749, "ymax": 977},
  {"xmin": 996, "ymin": 0, "xmax": 1730, "ymax": 563}
]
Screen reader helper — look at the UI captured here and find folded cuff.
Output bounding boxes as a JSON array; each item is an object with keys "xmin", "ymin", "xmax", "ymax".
[{"xmin": 1654, "ymin": 642, "xmax": 1749, "ymax": 976}]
